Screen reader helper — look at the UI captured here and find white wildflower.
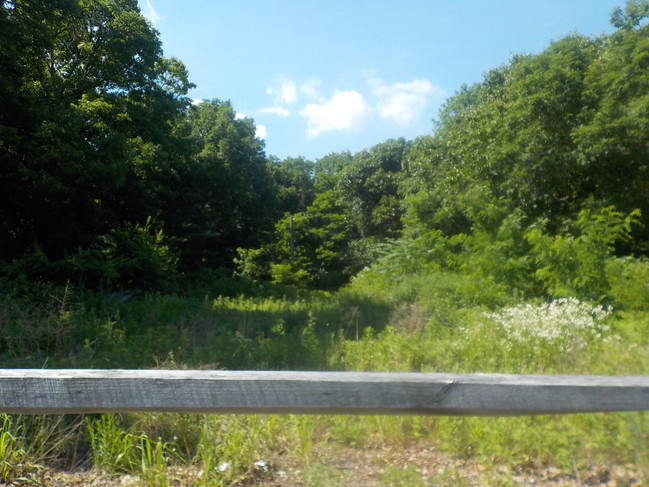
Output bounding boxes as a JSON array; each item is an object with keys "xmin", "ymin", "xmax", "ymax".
[{"xmin": 485, "ymin": 298, "xmax": 613, "ymax": 352}]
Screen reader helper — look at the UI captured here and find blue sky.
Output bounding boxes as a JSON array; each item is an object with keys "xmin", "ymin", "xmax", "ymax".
[{"xmin": 139, "ymin": 1, "xmax": 621, "ymax": 161}]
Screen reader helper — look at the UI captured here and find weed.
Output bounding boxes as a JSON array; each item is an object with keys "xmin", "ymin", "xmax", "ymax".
[
  {"xmin": 87, "ymin": 414, "xmax": 139, "ymax": 473},
  {"xmin": 3, "ymin": 275, "xmax": 649, "ymax": 482},
  {"xmin": 0, "ymin": 414, "xmax": 81, "ymax": 484},
  {"xmin": 195, "ymin": 415, "xmax": 279, "ymax": 486},
  {"xmin": 0, "ymin": 414, "xmax": 34, "ymax": 483},
  {"xmin": 484, "ymin": 297, "xmax": 613, "ymax": 353},
  {"xmin": 138, "ymin": 435, "xmax": 173, "ymax": 487},
  {"xmin": 87, "ymin": 414, "xmax": 182, "ymax": 486}
]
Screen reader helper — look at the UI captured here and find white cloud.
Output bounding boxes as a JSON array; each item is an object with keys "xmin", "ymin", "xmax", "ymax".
[
  {"xmin": 266, "ymin": 76, "xmax": 297, "ymax": 106},
  {"xmin": 299, "ymin": 78, "xmax": 322, "ymax": 99},
  {"xmin": 140, "ymin": 0, "xmax": 160, "ymax": 24},
  {"xmin": 300, "ymin": 90, "xmax": 372, "ymax": 138},
  {"xmin": 259, "ymin": 106, "xmax": 291, "ymax": 117},
  {"xmin": 234, "ymin": 112, "xmax": 246, "ymax": 120},
  {"xmin": 370, "ymin": 79, "xmax": 445, "ymax": 127},
  {"xmin": 255, "ymin": 124, "xmax": 267, "ymax": 139},
  {"xmin": 261, "ymin": 75, "xmax": 300, "ymax": 118},
  {"xmin": 191, "ymin": 98, "xmax": 203, "ymax": 106},
  {"xmin": 260, "ymin": 74, "xmax": 444, "ymax": 140}
]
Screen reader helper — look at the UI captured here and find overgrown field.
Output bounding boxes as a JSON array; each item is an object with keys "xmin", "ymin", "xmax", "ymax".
[
  {"xmin": 3, "ymin": 0, "xmax": 649, "ymax": 484},
  {"xmin": 1, "ymin": 270, "xmax": 649, "ymax": 486}
]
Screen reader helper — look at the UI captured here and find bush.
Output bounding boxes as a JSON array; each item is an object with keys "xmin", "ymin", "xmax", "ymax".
[
  {"xmin": 69, "ymin": 217, "xmax": 178, "ymax": 292},
  {"xmin": 606, "ymin": 256, "xmax": 649, "ymax": 310},
  {"xmin": 525, "ymin": 207, "xmax": 640, "ymax": 302}
]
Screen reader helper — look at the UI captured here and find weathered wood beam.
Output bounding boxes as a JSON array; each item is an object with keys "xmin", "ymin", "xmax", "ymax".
[{"xmin": 0, "ymin": 370, "xmax": 648, "ymax": 416}]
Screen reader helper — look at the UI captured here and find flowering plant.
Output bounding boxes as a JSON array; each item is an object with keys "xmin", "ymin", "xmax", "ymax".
[{"xmin": 485, "ymin": 297, "xmax": 612, "ymax": 352}]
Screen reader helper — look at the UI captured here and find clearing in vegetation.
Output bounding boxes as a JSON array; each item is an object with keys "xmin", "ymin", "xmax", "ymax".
[{"xmin": 2, "ymin": 0, "xmax": 649, "ymax": 484}]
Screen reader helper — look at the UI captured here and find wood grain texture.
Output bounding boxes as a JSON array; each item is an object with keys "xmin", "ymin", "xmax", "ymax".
[{"xmin": 0, "ymin": 370, "xmax": 648, "ymax": 415}]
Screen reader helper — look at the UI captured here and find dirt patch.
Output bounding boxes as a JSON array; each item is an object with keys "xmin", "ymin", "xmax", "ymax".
[{"xmin": 34, "ymin": 441, "xmax": 646, "ymax": 486}]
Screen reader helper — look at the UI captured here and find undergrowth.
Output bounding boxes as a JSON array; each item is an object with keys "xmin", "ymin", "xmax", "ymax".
[{"xmin": 1, "ymin": 272, "xmax": 648, "ymax": 484}]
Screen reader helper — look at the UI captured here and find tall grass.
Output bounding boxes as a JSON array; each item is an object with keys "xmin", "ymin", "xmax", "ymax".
[
  {"xmin": 1, "ymin": 273, "xmax": 649, "ymax": 483},
  {"xmin": 0, "ymin": 414, "xmax": 82, "ymax": 484}
]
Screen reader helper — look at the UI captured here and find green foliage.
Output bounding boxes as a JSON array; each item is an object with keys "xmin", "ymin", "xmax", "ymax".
[
  {"xmin": 87, "ymin": 414, "xmax": 140, "ymax": 473},
  {"xmin": 337, "ymin": 138, "xmax": 409, "ymax": 239},
  {"xmin": 270, "ymin": 156, "xmax": 316, "ymax": 215},
  {"xmin": 380, "ymin": 199, "xmax": 645, "ymax": 306},
  {"xmin": 246, "ymin": 175, "xmax": 359, "ymax": 288},
  {"xmin": 451, "ymin": 207, "xmax": 536, "ymax": 299},
  {"xmin": 332, "ymin": 271, "xmax": 649, "ymax": 468},
  {"xmin": 0, "ymin": 0, "xmax": 192, "ymax": 266},
  {"xmin": 606, "ymin": 256, "xmax": 649, "ymax": 309},
  {"xmin": 0, "ymin": 284, "xmax": 81, "ymax": 364},
  {"xmin": 175, "ymin": 100, "xmax": 277, "ymax": 270},
  {"xmin": 270, "ymin": 261, "xmax": 313, "ymax": 287},
  {"xmin": 574, "ymin": 9, "xmax": 649, "ymax": 249},
  {"xmin": 610, "ymin": 0, "xmax": 649, "ymax": 29},
  {"xmin": 96, "ymin": 218, "xmax": 178, "ymax": 291},
  {"xmin": 0, "ymin": 414, "xmax": 81, "ymax": 484},
  {"xmin": 525, "ymin": 207, "xmax": 640, "ymax": 301},
  {"xmin": 3, "ymin": 0, "xmax": 648, "ymax": 298},
  {"xmin": 247, "ymin": 142, "xmax": 408, "ymax": 289},
  {"xmin": 195, "ymin": 415, "xmax": 278, "ymax": 486},
  {"xmin": 234, "ymin": 247, "xmax": 271, "ymax": 281},
  {"xmin": 0, "ymin": 414, "xmax": 36, "ymax": 483},
  {"xmin": 0, "ymin": 0, "xmax": 282, "ymax": 289},
  {"xmin": 2, "ymin": 274, "xmax": 649, "ymax": 482},
  {"xmin": 404, "ymin": 18, "xmax": 649, "ymax": 263},
  {"xmin": 0, "ymin": 244, "xmax": 59, "ymax": 289},
  {"xmin": 4, "ymin": 3, "xmax": 649, "ymax": 484},
  {"xmin": 66, "ymin": 217, "xmax": 177, "ymax": 291},
  {"xmin": 87, "ymin": 414, "xmax": 180, "ymax": 486},
  {"xmin": 138, "ymin": 434, "xmax": 173, "ymax": 487}
]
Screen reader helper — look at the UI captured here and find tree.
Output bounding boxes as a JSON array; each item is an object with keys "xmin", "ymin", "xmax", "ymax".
[
  {"xmin": 337, "ymin": 138, "xmax": 409, "ymax": 240},
  {"xmin": 0, "ymin": 0, "xmax": 193, "ymax": 266},
  {"xmin": 404, "ymin": 33, "xmax": 612, "ymax": 238},
  {"xmin": 610, "ymin": 0, "xmax": 649, "ymax": 30},
  {"xmin": 574, "ymin": 9, "xmax": 649, "ymax": 250},
  {"xmin": 269, "ymin": 156, "xmax": 316, "ymax": 216},
  {"xmin": 241, "ymin": 142, "xmax": 412, "ymax": 288},
  {"xmin": 173, "ymin": 100, "xmax": 276, "ymax": 269}
]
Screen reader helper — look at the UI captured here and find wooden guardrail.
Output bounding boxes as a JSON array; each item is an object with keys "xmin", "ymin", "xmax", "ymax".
[{"xmin": 1, "ymin": 370, "xmax": 649, "ymax": 416}]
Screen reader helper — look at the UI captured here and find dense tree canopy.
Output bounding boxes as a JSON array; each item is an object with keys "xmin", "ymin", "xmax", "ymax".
[
  {"xmin": 0, "ymin": 0, "xmax": 192, "ymax": 263},
  {"xmin": 386, "ymin": 0, "xmax": 649, "ymax": 302},
  {"xmin": 405, "ymin": 8, "xmax": 649, "ymax": 252},
  {"xmin": 2, "ymin": 0, "xmax": 648, "ymax": 296},
  {"xmin": 0, "ymin": 0, "xmax": 283, "ymax": 289},
  {"xmin": 171, "ymin": 99, "xmax": 276, "ymax": 269}
]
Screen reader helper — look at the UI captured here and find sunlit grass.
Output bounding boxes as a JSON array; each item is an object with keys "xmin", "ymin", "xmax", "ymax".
[{"xmin": 2, "ymin": 275, "xmax": 649, "ymax": 484}]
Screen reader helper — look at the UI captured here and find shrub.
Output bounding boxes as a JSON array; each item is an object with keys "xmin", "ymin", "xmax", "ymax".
[
  {"xmin": 525, "ymin": 207, "xmax": 640, "ymax": 302},
  {"xmin": 65, "ymin": 217, "xmax": 178, "ymax": 292}
]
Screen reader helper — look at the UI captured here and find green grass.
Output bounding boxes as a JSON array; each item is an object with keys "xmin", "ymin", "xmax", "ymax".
[{"xmin": 1, "ymin": 272, "xmax": 649, "ymax": 484}]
